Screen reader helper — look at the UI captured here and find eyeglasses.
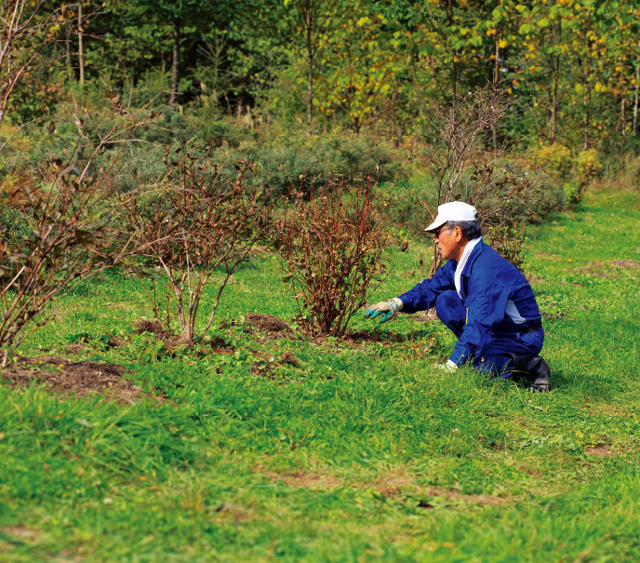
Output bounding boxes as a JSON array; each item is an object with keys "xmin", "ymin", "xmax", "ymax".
[{"xmin": 432, "ymin": 225, "xmax": 451, "ymax": 238}]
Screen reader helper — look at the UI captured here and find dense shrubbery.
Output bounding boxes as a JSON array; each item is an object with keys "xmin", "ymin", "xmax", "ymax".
[
  {"xmin": 1, "ymin": 91, "xmax": 402, "ymax": 200},
  {"xmin": 576, "ymin": 149, "xmax": 603, "ymax": 186},
  {"xmin": 389, "ymin": 156, "xmax": 564, "ymax": 234},
  {"xmin": 529, "ymin": 144, "xmax": 574, "ymax": 181},
  {"xmin": 213, "ymin": 132, "xmax": 401, "ymax": 197}
]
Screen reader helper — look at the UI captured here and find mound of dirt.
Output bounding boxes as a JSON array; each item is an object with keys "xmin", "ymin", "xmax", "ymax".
[
  {"xmin": 340, "ymin": 330, "xmax": 407, "ymax": 344},
  {"xmin": 245, "ymin": 314, "xmax": 291, "ymax": 333},
  {"xmin": 133, "ymin": 319, "xmax": 173, "ymax": 338},
  {"xmin": 132, "ymin": 318, "xmax": 189, "ymax": 350},
  {"xmin": 412, "ymin": 308, "xmax": 439, "ymax": 323},
  {"xmin": 1, "ymin": 357, "xmax": 159, "ymax": 404}
]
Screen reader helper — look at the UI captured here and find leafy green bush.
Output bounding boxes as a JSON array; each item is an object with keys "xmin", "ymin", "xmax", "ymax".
[
  {"xmin": 563, "ymin": 179, "xmax": 581, "ymax": 205},
  {"xmin": 212, "ymin": 132, "xmax": 402, "ymax": 197},
  {"xmin": 576, "ymin": 149, "xmax": 602, "ymax": 186},
  {"xmin": 529, "ymin": 143, "xmax": 573, "ymax": 180}
]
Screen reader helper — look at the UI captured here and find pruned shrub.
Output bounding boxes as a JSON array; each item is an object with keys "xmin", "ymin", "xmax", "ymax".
[
  {"xmin": 0, "ymin": 159, "xmax": 121, "ymax": 365},
  {"xmin": 122, "ymin": 147, "xmax": 270, "ymax": 346},
  {"xmin": 275, "ymin": 179, "xmax": 389, "ymax": 337},
  {"xmin": 0, "ymin": 101, "xmax": 156, "ymax": 365}
]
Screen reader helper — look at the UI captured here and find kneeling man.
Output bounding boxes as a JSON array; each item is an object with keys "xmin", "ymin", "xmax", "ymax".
[{"xmin": 365, "ymin": 201, "xmax": 550, "ymax": 391}]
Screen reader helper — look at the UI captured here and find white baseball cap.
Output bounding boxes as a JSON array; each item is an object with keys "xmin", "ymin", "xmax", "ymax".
[{"xmin": 424, "ymin": 201, "xmax": 478, "ymax": 232}]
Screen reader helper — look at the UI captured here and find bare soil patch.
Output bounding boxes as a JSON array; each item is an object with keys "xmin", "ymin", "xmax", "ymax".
[
  {"xmin": 370, "ymin": 473, "xmax": 416, "ymax": 497},
  {"xmin": 576, "ymin": 259, "xmax": 640, "ymax": 278},
  {"xmin": 132, "ymin": 318, "xmax": 186, "ymax": 349},
  {"xmin": 210, "ymin": 502, "xmax": 255, "ymax": 524},
  {"xmin": 248, "ymin": 349, "xmax": 303, "ymax": 379},
  {"xmin": 1, "ymin": 526, "xmax": 39, "ymax": 539},
  {"xmin": 261, "ymin": 470, "xmax": 343, "ymax": 489},
  {"xmin": 585, "ymin": 444, "xmax": 617, "ymax": 457},
  {"xmin": 412, "ymin": 308, "xmax": 440, "ymax": 323},
  {"xmin": 338, "ymin": 330, "xmax": 407, "ymax": 344},
  {"xmin": 258, "ymin": 467, "xmax": 510, "ymax": 506},
  {"xmin": 368, "ymin": 471, "xmax": 508, "ymax": 505},
  {"xmin": 1, "ymin": 356, "xmax": 159, "ymax": 404},
  {"xmin": 280, "ymin": 351, "xmax": 300, "ymax": 366},
  {"xmin": 421, "ymin": 486, "xmax": 508, "ymax": 506}
]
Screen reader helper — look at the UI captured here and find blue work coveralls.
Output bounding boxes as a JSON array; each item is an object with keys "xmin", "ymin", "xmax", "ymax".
[{"xmin": 399, "ymin": 240, "xmax": 544, "ymax": 376}]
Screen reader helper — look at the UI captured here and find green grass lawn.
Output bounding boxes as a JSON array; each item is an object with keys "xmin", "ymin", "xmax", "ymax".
[{"xmin": 1, "ymin": 184, "xmax": 640, "ymax": 561}]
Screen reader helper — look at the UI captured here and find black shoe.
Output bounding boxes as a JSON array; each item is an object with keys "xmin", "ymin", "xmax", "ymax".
[
  {"xmin": 526, "ymin": 356, "xmax": 551, "ymax": 392},
  {"xmin": 508, "ymin": 354, "xmax": 551, "ymax": 392}
]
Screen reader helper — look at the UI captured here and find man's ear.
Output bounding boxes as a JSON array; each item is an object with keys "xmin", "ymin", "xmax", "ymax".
[{"xmin": 452, "ymin": 225, "xmax": 463, "ymax": 242}]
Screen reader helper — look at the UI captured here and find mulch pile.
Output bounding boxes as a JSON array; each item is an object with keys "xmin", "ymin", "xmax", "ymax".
[{"xmin": 1, "ymin": 356, "xmax": 158, "ymax": 404}]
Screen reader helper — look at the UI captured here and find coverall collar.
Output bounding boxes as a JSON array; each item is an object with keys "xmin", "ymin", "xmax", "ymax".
[{"xmin": 454, "ymin": 237, "xmax": 482, "ymax": 297}]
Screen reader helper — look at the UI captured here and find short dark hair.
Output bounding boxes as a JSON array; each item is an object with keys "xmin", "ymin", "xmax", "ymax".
[{"xmin": 446, "ymin": 220, "xmax": 482, "ymax": 240}]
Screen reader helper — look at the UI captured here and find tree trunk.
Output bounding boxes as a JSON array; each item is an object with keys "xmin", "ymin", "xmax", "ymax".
[
  {"xmin": 634, "ymin": 64, "xmax": 639, "ymax": 134},
  {"xmin": 305, "ymin": 1, "xmax": 313, "ymax": 136},
  {"xmin": 78, "ymin": 1, "xmax": 84, "ymax": 86},
  {"xmin": 583, "ymin": 85, "xmax": 590, "ymax": 151},
  {"xmin": 170, "ymin": 20, "xmax": 180, "ymax": 107},
  {"xmin": 492, "ymin": 35, "xmax": 500, "ymax": 153},
  {"xmin": 582, "ymin": 66, "xmax": 590, "ymax": 150},
  {"xmin": 447, "ymin": 0, "xmax": 457, "ymax": 117},
  {"xmin": 550, "ymin": 20, "xmax": 561, "ymax": 144},
  {"xmin": 621, "ymin": 96, "xmax": 626, "ymax": 138},
  {"xmin": 65, "ymin": 29, "xmax": 73, "ymax": 79},
  {"xmin": 305, "ymin": 2, "xmax": 313, "ymax": 135}
]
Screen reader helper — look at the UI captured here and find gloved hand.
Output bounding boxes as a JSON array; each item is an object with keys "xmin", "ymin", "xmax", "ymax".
[
  {"xmin": 434, "ymin": 359, "xmax": 458, "ymax": 372},
  {"xmin": 364, "ymin": 298, "xmax": 403, "ymax": 323}
]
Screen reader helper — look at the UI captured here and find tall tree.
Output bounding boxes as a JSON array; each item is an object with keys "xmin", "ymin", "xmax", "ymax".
[
  {"xmin": 0, "ymin": 0, "xmax": 66, "ymax": 127},
  {"xmin": 284, "ymin": 0, "xmax": 335, "ymax": 135}
]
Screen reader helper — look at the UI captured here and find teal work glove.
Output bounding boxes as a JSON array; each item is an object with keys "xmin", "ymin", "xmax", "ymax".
[{"xmin": 364, "ymin": 298, "xmax": 403, "ymax": 323}]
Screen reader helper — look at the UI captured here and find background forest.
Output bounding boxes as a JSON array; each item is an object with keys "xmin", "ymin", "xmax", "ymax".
[{"xmin": 2, "ymin": 0, "xmax": 640, "ymax": 163}]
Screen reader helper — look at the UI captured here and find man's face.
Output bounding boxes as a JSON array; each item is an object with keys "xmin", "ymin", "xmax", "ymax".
[{"xmin": 434, "ymin": 225, "xmax": 464, "ymax": 261}]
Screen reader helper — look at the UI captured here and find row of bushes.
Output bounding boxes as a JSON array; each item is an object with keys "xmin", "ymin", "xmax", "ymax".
[
  {"xmin": 0, "ymin": 144, "xmax": 394, "ymax": 363},
  {"xmin": 0, "ymin": 96, "xmax": 403, "ymax": 199},
  {"xmin": 1, "ymin": 91, "xmax": 620, "ymax": 364}
]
